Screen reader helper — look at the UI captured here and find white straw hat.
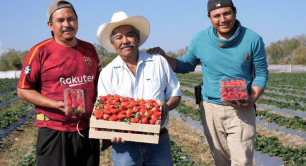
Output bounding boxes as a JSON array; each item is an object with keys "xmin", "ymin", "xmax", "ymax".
[{"xmin": 97, "ymin": 11, "xmax": 150, "ymax": 52}]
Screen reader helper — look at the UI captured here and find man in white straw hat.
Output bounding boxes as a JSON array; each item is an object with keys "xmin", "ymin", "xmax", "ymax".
[{"xmin": 97, "ymin": 11, "xmax": 182, "ymax": 165}]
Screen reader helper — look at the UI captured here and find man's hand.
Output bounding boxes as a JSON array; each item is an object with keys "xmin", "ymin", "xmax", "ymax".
[
  {"xmin": 224, "ymin": 98, "xmax": 255, "ymax": 109},
  {"xmin": 160, "ymin": 102, "xmax": 170, "ymax": 126},
  {"xmin": 111, "ymin": 137, "xmax": 125, "ymax": 144},
  {"xmin": 56, "ymin": 101, "xmax": 65, "ymax": 112},
  {"xmin": 146, "ymin": 47, "xmax": 166, "ymax": 57},
  {"xmin": 56, "ymin": 101, "xmax": 77, "ymax": 118},
  {"xmin": 101, "ymin": 139, "xmax": 112, "ymax": 151}
]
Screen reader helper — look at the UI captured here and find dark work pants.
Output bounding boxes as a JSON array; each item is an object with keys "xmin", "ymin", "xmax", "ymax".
[{"xmin": 36, "ymin": 127, "xmax": 100, "ymax": 166}]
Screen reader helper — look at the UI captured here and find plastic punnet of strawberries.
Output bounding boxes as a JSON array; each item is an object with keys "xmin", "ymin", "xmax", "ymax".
[
  {"xmin": 64, "ymin": 88, "xmax": 85, "ymax": 117},
  {"xmin": 219, "ymin": 78, "xmax": 249, "ymax": 104}
]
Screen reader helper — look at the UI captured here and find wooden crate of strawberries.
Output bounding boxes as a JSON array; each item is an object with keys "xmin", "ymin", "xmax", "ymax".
[{"xmin": 89, "ymin": 94, "xmax": 162, "ymax": 144}]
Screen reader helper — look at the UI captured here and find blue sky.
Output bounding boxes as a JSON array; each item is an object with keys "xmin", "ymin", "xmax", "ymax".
[{"xmin": 0, "ymin": 0, "xmax": 305, "ymax": 54}]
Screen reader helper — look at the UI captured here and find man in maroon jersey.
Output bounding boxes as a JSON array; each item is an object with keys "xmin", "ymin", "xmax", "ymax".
[{"xmin": 17, "ymin": 0, "xmax": 101, "ymax": 165}]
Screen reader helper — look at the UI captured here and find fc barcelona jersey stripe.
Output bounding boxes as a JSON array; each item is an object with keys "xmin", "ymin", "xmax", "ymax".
[
  {"xmin": 21, "ymin": 39, "xmax": 51, "ymax": 88},
  {"xmin": 28, "ymin": 39, "xmax": 52, "ymax": 65}
]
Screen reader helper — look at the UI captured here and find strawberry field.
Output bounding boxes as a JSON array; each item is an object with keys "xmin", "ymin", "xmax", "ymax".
[{"xmin": 1, "ymin": 72, "xmax": 306, "ymax": 165}]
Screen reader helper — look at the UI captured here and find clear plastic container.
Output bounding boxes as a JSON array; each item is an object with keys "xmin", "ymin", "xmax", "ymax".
[
  {"xmin": 64, "ymin": 88, "xmax": 85, "ymax": 116},
  {"xmin": 219, "ymin": 78, "xmax": 248, "ymax": 102}
]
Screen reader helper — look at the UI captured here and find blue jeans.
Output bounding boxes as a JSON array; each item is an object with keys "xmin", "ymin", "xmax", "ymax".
[{"xmin": 112, "ymin": 128, "xmax": 173, "ymax": 166}]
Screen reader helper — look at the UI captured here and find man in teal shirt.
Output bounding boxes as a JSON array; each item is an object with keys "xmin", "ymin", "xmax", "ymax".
[{"xmin": 147, "ymin": 0, "xmax": 268, "ymax": 165}]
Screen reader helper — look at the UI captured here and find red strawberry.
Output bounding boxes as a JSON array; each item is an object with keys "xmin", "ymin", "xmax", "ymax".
[
  {"xmin": 94, "ymin": 110, "xmax": 104, "ymax": 119},
  {"xmin": 220, "ymin": 88, "xmax": 226, "ymax": 93},
  {"xmin": 113, "ymin": 94, "xmax": 120, "ymax": 102},
  {"xmin": 110, "ymin": 109, "xmax": 118, "ymax": 114},
  {"xmin": 142, "ymin": 116, "xmax": 149, "ymax": 124},
  {"xmin": 77, "ymin": 103, "xmax": 84, "ymax": 112},
  {"xmin": 126, "ymin": 109, "xmax": 135, "ymax": 117},
  {"xmin": 128, "ymin": 98, "xmax": 134, "ymax": 102},
  {"xmin": 109, "ymin": 115, "xmax": 118, "ymax": 121},
  {"xmin": 150, "ymin": 118, "xmax": 158, "ymax": 124},
  {"xmin": 240, "ymin": 93, "xmax": 248, "ymax": 99},
  {"xmin": 117, "ymin": 114, "xmax": 126, "ymax": 120},
  {"xmin": 222, "ymin": 96, "xmax": 229, "ymax": 101},
  {"xmin": 66, "ymin": 104, "xmax": 72, "ymax": 111},
  {"xmin": 103, "ymin": 114, "xmax": 110, "ymax": 120},
  {"xmin": 131, "ymin": 118, "xmax": 139, "ymax": 123},
  {"xmin": 238, "ymin": 87, "xmax": 246, "ymax": 91},
  {"xmin": 119, "ymin": 97, "xmax": 128, "ymax": 102},
  {"xmin": 103, "ymin": 109, "xmax": 111, "ymax": 114}
]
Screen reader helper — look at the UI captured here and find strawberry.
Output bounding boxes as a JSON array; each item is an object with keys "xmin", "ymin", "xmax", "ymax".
[
  {"xmin": 222, "ymin": 96, "xmax": 229, "ymax": 101},
  {"xmin": 133, "ymin": 106, "xmax": 141, "ymax": 112},
  {"xmin": 142, "ymin": 116, "xmax": 149, "ymax": 124},
  {"xmin": 110, "ymin": 109, "xmax": 118, "ymax": 114},
  {"xmin": 71, "ymin": 100, "xmax": 78, "ymax": 109},
  {"xmin": 66, "ymin": 104, "xmax": 72, "ymax": 111},
  {"xmin": 131, "ymin": 118, "xmax": 139, "ymax": 123},
  {"xmin": 77, "ymin": 103, "xmax": 84, "ymax": 112},
  {"xmin": 99, "ymin": 96, "xmax": 107, "ymax": 103},
  {"xmin": 117, "ymin": 114, "xmax": 126, "ymax": 120},
  {"xmin": 107, "ymin": 96, "xmax": 114, "ymax": 102},
  {"xmin": 220, "ymin": 88, "xmax": 226, "ymax": 93},
  {"xmin": 119, "ymin": 97, "xmax": 128, "ymax": 102},
  {"xmin": 238, "ymin": 87, "xmax": 246, "ymax": 91},
  {"xmin": 103, "ymin": 114, "xmax": 111, "ymax": 120},
  {"xmin": 126, "ymin": 109, "xmax": 135, "ymax": 117},
  {"xmin": 103, "ymin": 109, "xmax": 111, "ymax": 114},
  {"xmin": 128, "ymin": 98, "xmax": 135, "ymax": 102},
  {"xmin": 147, "ymin": 99, "xmax": 156, "ymax": 104},
  {"xmin": 240, "ymin": 93, "xmax": 248, "ymax": 99},
  {"xmin": 240, "ymin": 80, "xmax": 247, "ymax": 85},
  {"xmin": 109, "ymin": 115, "xmax": 118, "ymax": 121},
  {"xmin": 150, "ymin": 118, "xmax": 158, "ymax": 124},
  {"xmin": 146, "ymin": 110, "xmax": 153, "ymax": 117},
  {"xmin": 152, "ymin": 102, "xmax": 159, "ymax": 108},
  {"xmin": 113, "ymin": 94, "xmax": 120, "ymax": 102},
  {"xmin": 66, "ymin": 99, "xmax": 72, "ymax": 105},
  {"xmin": 104, "ymin": 104, "xmax": 114, "ymax": 109},
  {"xmin": 94, "ymin": 110, "xmax": 104, "ymax": 119},
  {"xmin": 221, "ymin": 92, "xmax": 228, "ymax": 97}
]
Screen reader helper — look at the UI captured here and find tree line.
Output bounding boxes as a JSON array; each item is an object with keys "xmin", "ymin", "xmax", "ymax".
[{"xmin": 0, "ymin": 34, "xmax": 305, "ymax": 71}]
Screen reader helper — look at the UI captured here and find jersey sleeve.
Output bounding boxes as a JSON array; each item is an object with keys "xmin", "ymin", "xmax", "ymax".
[{"xmin": 18, "ymin": 46, "xmax": 42, "ymax": 90}]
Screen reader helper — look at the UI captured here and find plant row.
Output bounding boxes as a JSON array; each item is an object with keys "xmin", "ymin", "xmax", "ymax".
[
  {"xmin": 0, "ymin": 102, "xmax": 33, "ymax": 129},
  {"xmin": 265, "ymin": 87, "xmax": 306, "ymax": 97},
  {"xmin": 257, "ymin": 98, "xmax": 306, "ymax": 111},
  {"xmin": 267, "ymin": 73, "xmax": 306, "ymax": 88},
  {"xmin": 255, "ymin": 134, "xmax": 306, "ymax": 165},
  {"xmin": 257, "ymin": 110, "xmax": 306, "ymax": 132},
  {"xmin": 0, "ymin": 79, "xmax": 18, "ymax": 93},
  {"xmin": 0, "ymin": 91, "xmax": 18, "ymax": 104}
]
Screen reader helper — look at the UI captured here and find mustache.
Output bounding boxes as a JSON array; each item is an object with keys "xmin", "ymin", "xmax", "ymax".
[
  {"xmin": 120, "ymin": 43, "xmax": 135, "ymax": 51},
  {"xmin": 62, "ymin": 27, "xmax": 74, "ymax": 32}
]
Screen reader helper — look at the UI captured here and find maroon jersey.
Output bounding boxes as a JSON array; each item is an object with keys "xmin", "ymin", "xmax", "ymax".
[{"xmin": 18, "ymin": 38, "xmax": 102, "ymax": 132}]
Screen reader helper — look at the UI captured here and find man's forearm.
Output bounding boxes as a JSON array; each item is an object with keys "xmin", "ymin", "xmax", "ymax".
[
  {"xmin": 164, "ymin": 55, "xmax": 177, "ymax": 71},
  {"xmin": 166, "ymin": 96, "xmax": 181, "ymax": 110},
  {"xmin": 17, "ymin": 88, "xmax": 60, "ymax": 110},
  {"xmin": 249, "ymin": 86, "xmax": 264, "ymax": 103}
]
